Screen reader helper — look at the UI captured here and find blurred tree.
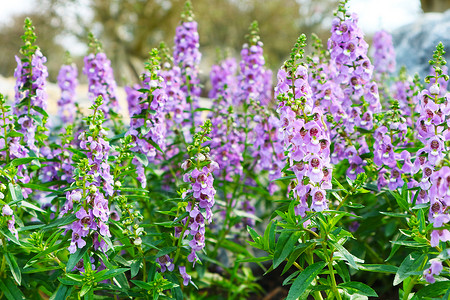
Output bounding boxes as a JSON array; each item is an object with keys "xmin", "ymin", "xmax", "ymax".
[
  {"xmin": 1, "ymin": 0, "xmax": 338, "ymax": 84},
  {"xmin": 420, "ymin": 0, "xmax": 450, "ymax": 12}
]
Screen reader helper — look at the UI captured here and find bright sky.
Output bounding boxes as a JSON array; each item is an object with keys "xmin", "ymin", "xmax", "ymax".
[{"xmin": 1, "ymin": 0, "xmax": 423, "ymax": 35}]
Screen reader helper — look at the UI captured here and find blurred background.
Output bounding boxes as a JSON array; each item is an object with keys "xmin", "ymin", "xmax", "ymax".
[{"xmin": 0, "ymin": 0, "xmax": 448, "ymax": 86}]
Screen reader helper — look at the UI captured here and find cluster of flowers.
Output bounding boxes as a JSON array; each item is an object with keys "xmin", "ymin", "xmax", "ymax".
[
  {"xmin": 61, "ymin": 97, "xmax": 113, "ymax": 255},
  {"xmin": 83, "ymin": 34, "xmax": 121, "ymax": 118},
  {"xmin": 175, "ymin": 121, "xmax": 218, "ymax": 285},
  {"xmin": 126, "ymin": 50, "xmax": 168, "ymax": 187},
  {"xmin": 276, "ymin": 35, "xmax": 332, "ymax": 216},
  {"xmin": 57, "ymin": 60, "xmax": 78, "ymax": 124}
]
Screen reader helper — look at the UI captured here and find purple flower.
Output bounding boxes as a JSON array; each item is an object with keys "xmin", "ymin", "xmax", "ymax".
[
  {"xmin": 372, "ymin": 30, "xmax": 396, "ymax": 75},
  {"xmin": 57, "ymin": 63, "xmax": 78, "ymax": 123},
  {"xmin": 179, "ymin": 266, "xmax": 191, "ymax": 286},
  {"xmin": 423, "ymin": 260, "xmax": 443, "ymax": 283},
  {"xmin": 430, "ymin": 229, "xmax": 450, "ymax": 247},
  {"xmin": 83, "ymin": 52, "xmax": 120, "ymax": 117},
  {"xmin": 156, "ymin": 255, "xmax": 175, "ymax": 273}
]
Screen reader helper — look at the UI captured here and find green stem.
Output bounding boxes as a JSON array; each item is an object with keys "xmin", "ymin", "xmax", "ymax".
[
  {"xmin": 173, "ymin": 215, "xmax": 191, "ymax": 264},
  {"xmin": 139, "ymin": 247, "xmax": 147, "ymax": 282},
  {"xmin": 305, "ymin": 244, "xmax": 324, "ymax": 300},
  {"xmin": 323, "ymin": 242, "xmax": 342, "ymax": 300}
]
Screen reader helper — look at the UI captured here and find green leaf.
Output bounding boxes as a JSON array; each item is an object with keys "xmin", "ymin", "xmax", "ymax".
[
  {"xmin": 79, "ymin": 284, "xmax": 92, "ymax": 297},
  {"xmin": 50, "ymin": 284, "xmax": 73, "ymax": 300},
  {"xmin": 282, "ymin": 270, "xmax": 300, "ymax": 286},
  {"xmin": 9, "ymin": 157, "xmax": 40, "ymax": 167},
  {"xmin": 273, "ymin": 231, "xmax": 299, "ymax": 269},
  {"xmin": 42, "ymin": 214, "xmax": 76, "ymax": 230},
  {"xmin": 156, "ymin": 246, "xmax": 177, "ymax": 258},
  {"xmin": 30, "ymin": 114, "xmax": 43, "ymax": 126},
  {"xmin": 8, "ymin": 183, "xmax": 23, "ymax": 203},
  {"xmin": 380, "ymin": 212, "xmax": 408, "ymax": 218},
  {"xmin": 270, "ymin": 175, "xmax": 296, "ymax": 182},
  {"xmin": 237, "ymin": 256, "xmax": 272, "ymax": 263},
  {"xmin": 389, "ymin": 190, "xmax": 409, "ymax": 211},
  {"xmin": 20, "ymin": 200, "xmax": 45, "ymax": 213},
  {"xmin": 31, "ymin": 105, "xmax": 49, "ymax": 118},
  {"xmin": 282, "ymin": 243, "xmax": 313, "ymax": 276},
  {"xmin": 390, "ymin": 240, "xmax": 427, "ymax": 248},
  {"xmin": 0, "ymin": 278, "xmax": 25, "ymax": 300},
  {"xmin": 338, "ymin": 282, "xmax": 378, "ymax": 297},
  {"xmin": 134, "ymin": 152, "xmax": 149, "ymax": 167},
  {"xmin": 393, "ymin": 252, "xmax": 426, "ymax": 286},
  {"xmin": 415, "ymin": 281, "xmax": 450, "ymax": 297},
  {"xmin": 330, "ymin": 240, "xmax": 361, "ymax": 270},
  {"xmin": 0, "ymin": 228, "xmax": 21, "ymax": 246},
  {"xmin": 285, "ymin": 261, "xmax": 326, "ymax": 300},
  {"xmin": 247, "ymin": 226, "xmax": 260, "ymax": 243},
  {"xmin": 21, "ymin": 183, "xmax": 60, "ymax": 193},
  {"xmin": 130, "ymin": 280, "xmax": 154, "ymax": 290},
  {"xmin": 359, "ymin": 264, "xmax": 398, "ymax": 274},
  {"xmin": 131, "ymin": 259, "xmax": 142, "ymax": 278},
  {"xmin": 5, "ymin": 252, "xmax": 21, "ymax": 285},
  {"xmin": 66, "ymin": 239, "xmax": 92, "ymax": 272},
  {"xmin": 221, "ymin": 239, "xmax": 249, "ymax": 255},
  {"xmin": 6, "ymin": 130, "xmax": 23, "ymax": 138},
  {"xmin": 95, "ymin": 268, "xmax": 129, "ymax": 282},
  {"xmin": 146, "ymin": 137, "xmax": 164, "ymax": 154}
]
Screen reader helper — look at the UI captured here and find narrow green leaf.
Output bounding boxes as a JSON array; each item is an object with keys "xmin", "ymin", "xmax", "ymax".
[
  {"xmin": 66, "ymin": 239, "xmax": 92, "ymax": 272},
  {"xmin": 95, "ymin": 268, "xmax": 129, "ymax": 282},
  {"xmin": 247, "ymin": 226, "xmax": 260, "ymax": 243},
  {"xmin": 79, "ymin": 284, "xmax": 92, "ymax": 297},
  {"xmin": 131, "ymin": 259, "xmax": 142, "ymax": 278},
  {"xmin": 394, "ymin": 252, "xmax": 426, "ymax": 286},
  {"xmin": 285, "ymin": 261, "xmax": 326, "ymax": 300},
  {"xmin": 330, "ymin": 240, "xmax": 361, "ymax": 269},
  {"xmin": 31, "ymin": 105, "xmax": 49, "ymax": 118},
  {"xmin": 50, "ymin": 284, "xmax": 73, "ymax": 300},
  {"xmin": 0, "ymin": 228, "xmax": 21, "ymax": 246},
  {"xmin": 5, "ymin": 252, "xmax": 21, "ymax": 285},
  {"xmin": 9, "ymin": 157, "xmax": 40, "ymax": 167},
  {"xmin": 389, "ymin": 190, "xmax": 409, "ymax": 211},
  {"xmin": 237, "ymin": 256, "xmax": 272, "ymax": 263},
  {"xmin": 156, "ymin": 246, "xmax": 177, "ymax": 258},
  {"xmin": 0, "ymin": 278, "xmax": 25, "ymax": 300},
  {"xmin": 134, "ymin": 152, "xmax": 148, "ymax": 167},
  {"xmin": 273, "ymin": 231, "xmax": 293, "ymax": 269},
  {"xmin": 20, "ymin": 200, "xmax": 45, "ymax": 213},
  {"xmin": 415, "ymin": 281, "xmax": 450, "ymax": 297},
  {"xmin": 359, "ymin": 264, "xmax": 398, "ymax": 274},
  {"xmin": 338, "ymin": 281, "xmax": 378, "ymax": 297}
]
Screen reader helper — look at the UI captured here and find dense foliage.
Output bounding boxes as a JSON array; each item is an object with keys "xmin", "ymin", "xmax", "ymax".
[{"xmin": 0, "ymin": 1, "xmax": 449, "ymax": 299}]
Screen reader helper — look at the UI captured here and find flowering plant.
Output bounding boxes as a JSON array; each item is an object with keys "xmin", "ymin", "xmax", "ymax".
[{"xmin": 0, "ymin": 1, "xmax": 450, "ymax": 299}]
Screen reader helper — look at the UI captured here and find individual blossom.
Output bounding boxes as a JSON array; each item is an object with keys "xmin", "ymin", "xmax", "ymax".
[
  {"xmin": 2, "ymin": 204, "xmax": 18, "ymax": 240},
  {"xmin": 156, "ymin": 255, "xmax": 175, "ymax": 273},
  {"xmin": 423, "ymin": 260, "xmax": 443, "ymax": 283},
  {"xmin": 179, "ymin": 266, "xmax": 191, "ymax": 286}
]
